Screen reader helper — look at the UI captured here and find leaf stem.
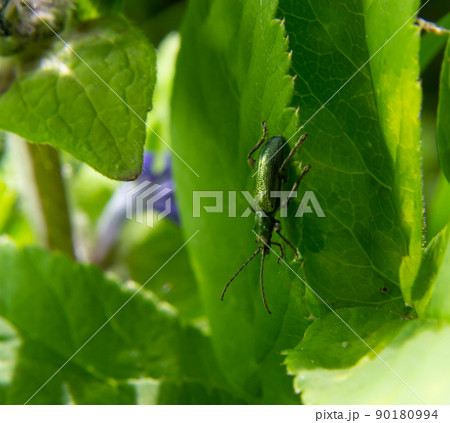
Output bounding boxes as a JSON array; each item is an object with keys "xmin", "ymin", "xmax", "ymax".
[{"xmin": 27, "ymin": 142, "xmax": 74, "ymax": 258}]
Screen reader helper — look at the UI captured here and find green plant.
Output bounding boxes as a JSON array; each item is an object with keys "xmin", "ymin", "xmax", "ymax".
[{"xmin": 0, "ymin": 0, "xmax": 449, "ymax": 405}]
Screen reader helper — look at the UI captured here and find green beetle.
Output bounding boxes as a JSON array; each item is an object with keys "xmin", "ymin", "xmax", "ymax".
[{"xmin": 221, "ymin": 122, "xmax": 310, "ymax": 314}]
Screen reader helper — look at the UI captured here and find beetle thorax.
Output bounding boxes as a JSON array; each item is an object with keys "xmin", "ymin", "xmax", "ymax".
[{"xmin": 254, "ymin": 212, "xmax": 275, "ymax": 247}]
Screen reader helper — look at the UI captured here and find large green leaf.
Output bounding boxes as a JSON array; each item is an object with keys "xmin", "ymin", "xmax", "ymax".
[
  {"xmin": 285, "ymin": 304, "xmax": 411, "ymax": 370},
  {"xmin": 0, "ymin": 238, "xmax": 228, "ymax": 404},
  {"xmin": 0, "ymin": 15, "xmax": 155, "ymax": 180},
  {"xmin": 278, "ymin": 0, "xmax": 423, "ymax": 306},
  {"xmin": 286, "ymin": 320, "xmax": 450, "ymax": 404},
  {"xmin": 437, "ymin": 38, "xmax": 450, "ymax": 183},
  {"xmin": 157, "ymin": 380, "xmax": 244, "ymax": 405},
  {"xmin": 363, "ymin": 0, "xmax": 423, "ymax": 305},
  {"xmin": 172, "ymin": 0, "xmax": 308, "ymax": 403},
  {"xmin": 7, "ymin": 338, "xmax": 165, "ymax": 404},
  {"xmin": 277, "ymin": 0, "xmax": 450, "ymax": 405}
]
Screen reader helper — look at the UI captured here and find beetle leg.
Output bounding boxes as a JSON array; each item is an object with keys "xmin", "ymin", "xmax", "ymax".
[
  {"xmin": 248, "ymin": 121, "xmax": 268, "ymax": 168},
  {"xmin": 279, "ymin": 133, "xmax": 308, "ymax": 174},
  {"xmin": 271, "ymin": 241, "xmax": 284, "ymax": 263},
  {"xmin": 274, "ymin": 221, "xmax": 301, "ymax": 261},
  {"xmin": 282, "ymin": 163, "xmax": 311, "ymax": 208}
]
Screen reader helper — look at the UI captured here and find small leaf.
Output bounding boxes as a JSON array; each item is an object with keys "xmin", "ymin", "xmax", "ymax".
[
  {"xmin": 425, "ymin": 225, "xmax": 450, "ymax": 322},
  {"xmin": 412, "ymin": 225, "xmax": 450, "ymax": 316},
  {"xmin": 0, "ymin": 15, "xmax": 156, "ymax": 180}
]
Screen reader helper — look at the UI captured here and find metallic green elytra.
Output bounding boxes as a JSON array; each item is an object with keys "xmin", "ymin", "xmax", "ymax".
[
  {"xmin": 221, "ymin": 122, "xmax": 311, "ymax": 314},
  {"xmin": 255, "ymin": 136, "xmax": 286, "ymax": 215}
]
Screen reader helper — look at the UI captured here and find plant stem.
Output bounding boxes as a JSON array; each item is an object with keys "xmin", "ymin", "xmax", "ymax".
[{"xmin": 27, "ymin": 142, "xmax": 74, "ymax": 258}]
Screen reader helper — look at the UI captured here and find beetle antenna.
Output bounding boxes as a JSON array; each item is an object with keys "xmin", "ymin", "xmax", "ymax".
[
  {"xmin": 260, "ymin": 248, "xmax": 271, "ymax": 314},
  {"xmin": 222, "ymin": 248, "xmax": 261, "ymax": 301}
]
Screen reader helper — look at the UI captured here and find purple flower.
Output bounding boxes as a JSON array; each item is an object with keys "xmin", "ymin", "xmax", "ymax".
[
  {"xmin": 137, "ymin": 152, "xmax": 179, "ymax": 225},
  {"xmin": 91, "ymin": 151, "xmax": 179, "ymax": 264}
]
